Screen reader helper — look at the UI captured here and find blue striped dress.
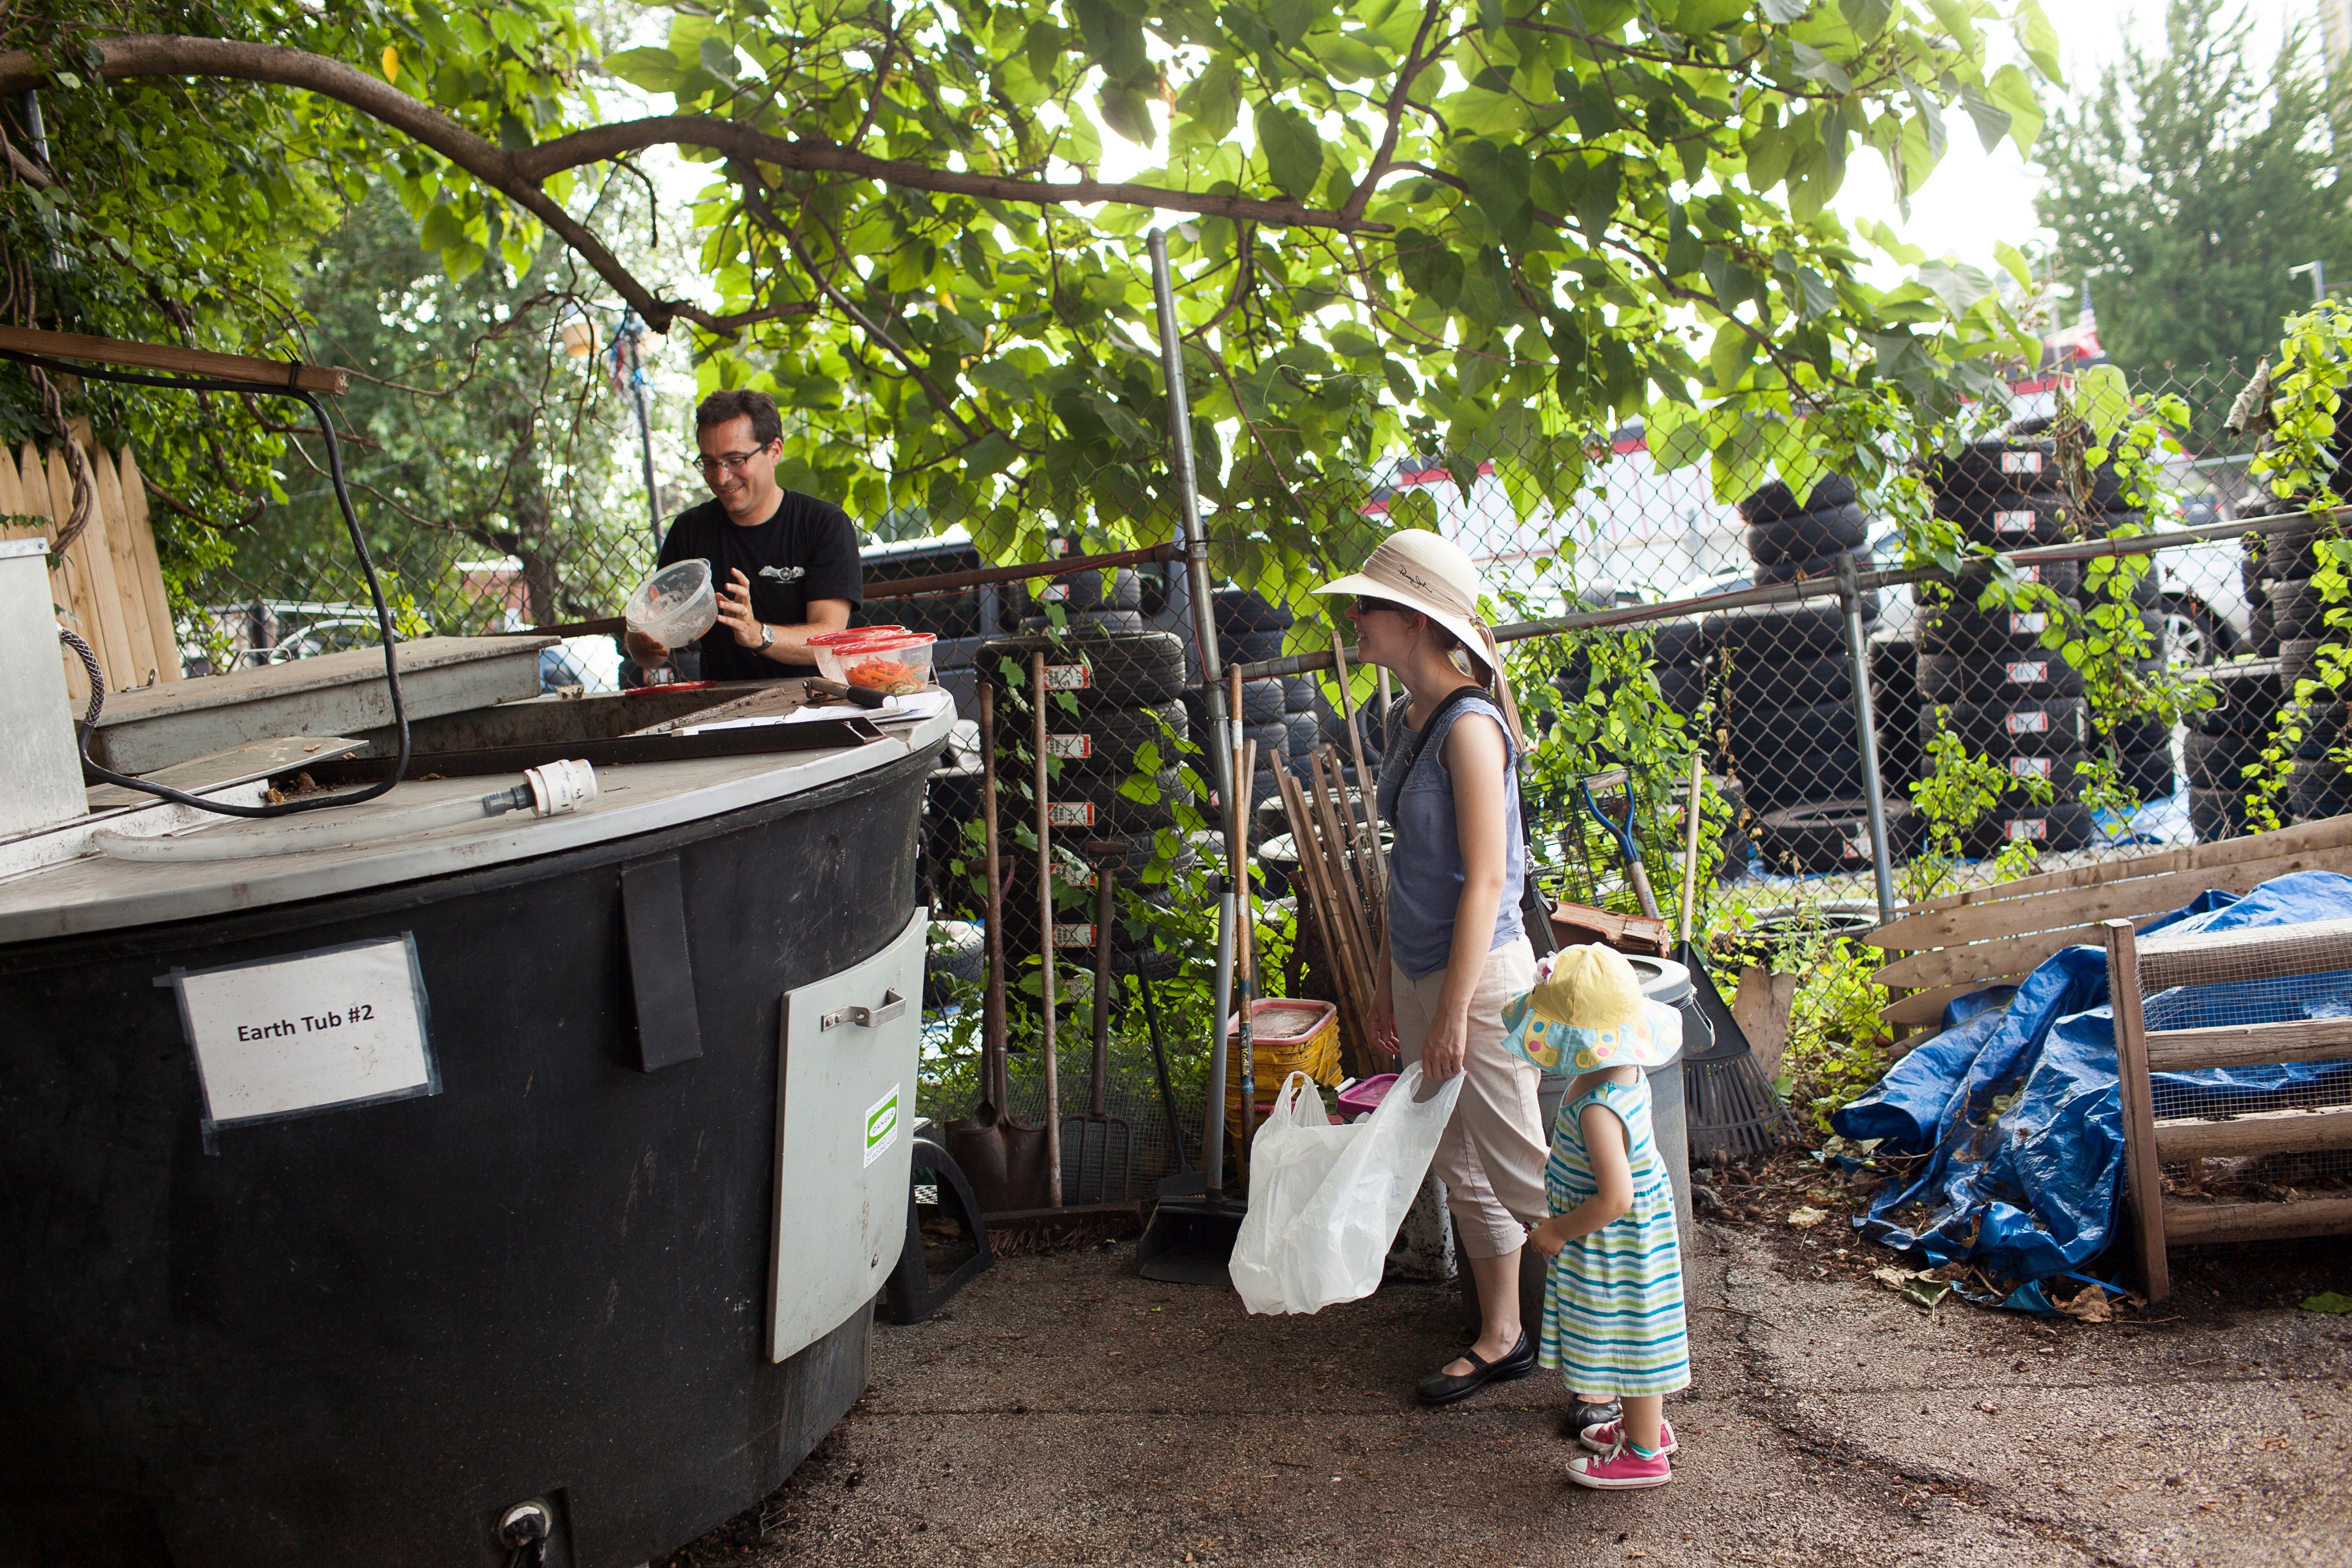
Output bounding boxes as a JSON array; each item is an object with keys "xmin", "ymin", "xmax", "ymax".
[{"xmin": 1538, "ymin": 1073, "xmax": 1690, "ymax": 1397}]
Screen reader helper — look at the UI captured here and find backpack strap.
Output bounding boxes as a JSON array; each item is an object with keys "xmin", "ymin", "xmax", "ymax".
[{"xmin": 1396, "ymin": 684, "xmax": 1492, "ymax": 786}]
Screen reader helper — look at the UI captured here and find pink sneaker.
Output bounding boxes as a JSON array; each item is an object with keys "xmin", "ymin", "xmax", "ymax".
[
  {"xmin": 1566, "ymin": 1437, "xmax": 1673, "ymax": 1490},
  {"xmin": 1578, "ymin": 1416, "xmax": 1677, "ymax": 1456}
]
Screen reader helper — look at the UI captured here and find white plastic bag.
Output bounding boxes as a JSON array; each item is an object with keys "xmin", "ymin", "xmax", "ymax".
[{"xmin": 1227, "ymin": 1064, "xmax": 1465, "ymax": 1315}]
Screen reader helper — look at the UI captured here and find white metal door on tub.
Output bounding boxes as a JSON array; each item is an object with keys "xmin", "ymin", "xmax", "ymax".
[{"xmin": 768, "ymin": 906, "xmax": 927, "ymax": 1363}]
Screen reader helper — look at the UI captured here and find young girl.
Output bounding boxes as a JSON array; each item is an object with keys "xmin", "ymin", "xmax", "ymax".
[{"xmin": 1505, "ymin": 943, "xmax": 1691, "ymax": 1489}]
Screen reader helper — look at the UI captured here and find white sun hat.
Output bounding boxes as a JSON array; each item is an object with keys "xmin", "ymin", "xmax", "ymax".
[{"xmin": 1315, "ymin": 529, "xmax": 1523, "ymax": 743}]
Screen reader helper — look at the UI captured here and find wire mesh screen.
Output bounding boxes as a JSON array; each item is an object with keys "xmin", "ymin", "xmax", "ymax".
[{"xmin": 2140, "ymin": 929, "xmax": 2352, "ymax": 1207}]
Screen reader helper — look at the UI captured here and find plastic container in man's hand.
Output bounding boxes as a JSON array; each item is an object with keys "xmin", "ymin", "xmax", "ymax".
[{"xmin": 624, "ymin": 560, "xmax": 717, "ymax": 649}]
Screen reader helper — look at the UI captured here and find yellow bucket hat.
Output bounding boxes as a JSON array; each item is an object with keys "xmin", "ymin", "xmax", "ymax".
[{"xmin": 1501, "ymin": 943, "xmax": 1682, "ymax": 1073}]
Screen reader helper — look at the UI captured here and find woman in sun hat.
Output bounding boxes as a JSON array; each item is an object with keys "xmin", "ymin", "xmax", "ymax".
[
  {"xmin": 1316, "ymin": 527, "xmax": 1543, "ymax": 1405},
  {"xmin": 1508, "ymin": 943, "xmax": 1690, "ymax": 1490}
]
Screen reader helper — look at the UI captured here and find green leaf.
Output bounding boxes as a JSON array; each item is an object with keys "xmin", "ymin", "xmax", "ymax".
[
  {"xmin": 698, "ymin": 37, "xmax": 740, "ymax": 81},
  {"xmin": 1914, "ymin": 259, "xmax": 1997, "ymax": 316},
  {"xmin": 1984, "ymin": 64, "xmax": 2044, "ymax": 156},
  {"xmin": 1456, "ymin": 139, "xmax": 1533, "ymax": 246},
  {"xmin": 1098, "ymin": 83, "xmax": 1155, "ymax": 147},
  {"xmin": 1789, "ymin": 42, "xmax": 1854, "ymax": 96},
  {"xmin": 1646, "ymin": 400, "xmax": 1708, "ymax": 471},
  {"xmin": 417, "ymin": 202, "xmax": 467, "ymax": 253},
  {"xmin": 1175, "ymin": 59, "xmax": 1241, "ymax": 145},
  {"xmin": 1708, "ymin": 321, "xmax": 1757, "ymax": 393},
  {"xmin": 1993, "ymin": 239, "xmax": 2033, "ymax": 289},
  {"xmin": 1664, "ymin": 204, "xmax": 1703, "ymax": 278},
  {"xmin": 1311, "ymin": 31, "xmax": 1391, "ymax": 82},
  {"xmin": 2074, "ymin": 365, "xmax": 2132, "ymax": 443},
  {"xmin": 1857, "ymin": 216, "xmax": 1927, "ymax": 266},
  {"xmin": 2302, "ymin": 1292, "xmax": 2352, "ymax": 1314},
  {"xmin": 1266, "ymin": 0, "xmax": 1316, "ymax": 48},
  {"xmin": 2013, "ymin": 0, "xmax": 2065, "ymax": 84},
  {"xmin": 1760, "ymin": 0, "xmax": 1811, "ymax": 20},
  {"xmin": 1838, "ymin": 0, "xmax": 1893, "ymax": 37},
  {"xmin": 1255, "ymin": 103, "xmax": 1324, "ymax": 202},
  {"xmin": 1957, "ymin": 84, "xmax": 2010, "ymax": 154},
  {"xmin": 1903, "ymin": 81, "xmax": 1946, "ymax": 163},
  {"xmin": 604, "ymin": 46, "xmax": 685, "ymax": 93}
]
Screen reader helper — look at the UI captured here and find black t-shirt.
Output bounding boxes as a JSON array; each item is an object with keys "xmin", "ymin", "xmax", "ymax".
[{"xmin": 655, "ymin": 488, "xmax": 863, "ymax": 681}]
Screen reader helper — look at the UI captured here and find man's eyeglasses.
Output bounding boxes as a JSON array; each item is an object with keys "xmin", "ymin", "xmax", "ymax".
[{"xmin": 696, "ymin": 446, "xmax": 775, "ymax": 476}]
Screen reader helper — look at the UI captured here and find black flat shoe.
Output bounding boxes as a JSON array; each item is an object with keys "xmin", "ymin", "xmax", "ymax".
[
  {"xmin": 1563, "ymin": 1396, "xmax": 1623, "ymax": 1442},
  {"xmin": 1415, "ymin": 1330, "xmax": 1536, "ymax": 1406}
]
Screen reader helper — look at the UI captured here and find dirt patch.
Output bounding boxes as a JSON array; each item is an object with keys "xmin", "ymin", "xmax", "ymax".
[{"xmin": 663, "ymin": 1203, "xmax": 2352, "ymax": 1567}]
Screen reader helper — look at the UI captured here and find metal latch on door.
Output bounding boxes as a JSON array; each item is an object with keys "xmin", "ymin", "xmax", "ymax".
[{"xmin": 820, "ymin": 988, "xmax": 906, "ymax": 1031}]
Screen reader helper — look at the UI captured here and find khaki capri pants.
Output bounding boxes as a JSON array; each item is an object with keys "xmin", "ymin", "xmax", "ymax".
[{"xmin": 1390, "ymin": 941, "xmax": 1544, "ymax": 1260}]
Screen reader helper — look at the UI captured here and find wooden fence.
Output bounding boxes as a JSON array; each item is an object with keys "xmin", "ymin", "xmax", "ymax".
[{"xmin": 0, "ymin": 425, "xmax": 179, "ymax": 705}]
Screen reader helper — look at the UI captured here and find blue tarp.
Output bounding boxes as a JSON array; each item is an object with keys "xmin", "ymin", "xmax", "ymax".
[{"xmin": 1833, "ymin": 870, "xmax": 2352, "ymax": 1311}]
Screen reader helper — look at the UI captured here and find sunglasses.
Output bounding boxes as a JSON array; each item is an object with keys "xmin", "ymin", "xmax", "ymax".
[{"xmin": 1352, "ymin": 595, "xmax": 1411, "ymax": 617}]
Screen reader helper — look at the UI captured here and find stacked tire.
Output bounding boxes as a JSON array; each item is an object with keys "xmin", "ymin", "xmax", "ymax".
[
  {"xmin": 1997, "ymin": 419, "xmax": 2181, "ymax": 804},
  {"xmin": 1203, "ymin": 585, "xmax": 1318, "ymax": 810},
  {"xmin": 2185, "ymin": 660, "xmax": 2285, "ymax": 841},
  {"xmin": 978, "ymin": 628, "xmax": 1194, "ymax": 964},
  {"xmin": 1915, "ymin": 434, "xmax": 2167, "ymax": 855},
  {"xmin": 1552, "ymin": 620, "xmax": 1709, "ymax": 731},
  {"xmin": 1723, "ymin": 477, "xmax": 1919, "ymax": 873},
  {"xmin": 1021, "ymin": 564, "xmax": 1145, "ymax": 633}
]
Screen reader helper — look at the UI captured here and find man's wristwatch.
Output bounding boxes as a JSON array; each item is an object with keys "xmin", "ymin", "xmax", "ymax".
[{"xmin": 759, "ymin": 623, "xmax": 775, "ymax": 651}]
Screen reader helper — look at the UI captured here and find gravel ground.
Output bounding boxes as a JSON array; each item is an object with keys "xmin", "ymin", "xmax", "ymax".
[{"xmin": 667, "ymin": 1168, "xmax": 2352, "ymax": 1568}]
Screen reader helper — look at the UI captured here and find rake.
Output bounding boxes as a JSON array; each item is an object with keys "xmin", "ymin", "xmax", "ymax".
[{"xmin": 1663, "ymin": 753, "xmax": 1799, "ymax": 1162}]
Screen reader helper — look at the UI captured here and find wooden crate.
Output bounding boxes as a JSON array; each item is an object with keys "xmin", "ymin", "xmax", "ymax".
[
  {"xmin": 0, "ymin": 435, "xmax": 179, "ymax": 704},
  {"xmin": 1866, "ymin": 819, "xmax": 2352, "ymax": 1048},
  {"xmin": 2103, "ymin": 915, "xmax": 2352, "ymax": 1302}
]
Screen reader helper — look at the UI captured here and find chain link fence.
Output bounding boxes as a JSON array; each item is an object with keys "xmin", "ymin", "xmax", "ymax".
[{"xmin": 170, "ymin": 353, "xmax": 2349, "ymax": 1175}]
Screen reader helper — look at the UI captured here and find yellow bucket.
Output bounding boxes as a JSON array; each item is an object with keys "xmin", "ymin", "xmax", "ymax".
[{"xmin": 1223, "ymin": 998, "xmax": 1341, "ymax": 1135}]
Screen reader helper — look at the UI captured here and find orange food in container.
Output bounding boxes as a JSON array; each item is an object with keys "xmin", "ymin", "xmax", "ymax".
[{"xmin": 811, "ymin": 628, "xmax": 936, "ymax": 693}]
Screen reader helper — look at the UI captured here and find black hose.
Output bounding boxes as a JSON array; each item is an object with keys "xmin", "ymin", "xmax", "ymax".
[{"xmin": 8, "ymin": 348, "xmax": 410, "ymax": 817}]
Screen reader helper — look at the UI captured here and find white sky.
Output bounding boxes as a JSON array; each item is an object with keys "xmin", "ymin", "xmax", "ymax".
[{"xmin": 1835, "ymin": 0, "xmax": 2299, "ymax": 286}]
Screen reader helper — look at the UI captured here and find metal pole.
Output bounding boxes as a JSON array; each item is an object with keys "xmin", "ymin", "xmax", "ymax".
[
  {"xmin": 1148, "ymin": 230, "xmax": 1232, "ymax": 808},
  {"xmin": 1032, "ymin": 654, "xmax": 1063, "ymax": 1208},
  {"xmin": 2291, "ymin": 260, "xmax": 2327, "ymax": 304},
  {"xmin": 619, "ymin": 314, "xmax": 662, "ymax": 548},
  {"xmin": 1152, "ymin": 227, "xmax": 1239, "ymax": 1199},
  {"xmin": 1838, "ymin": 550, "xmax": 1896, "ymax": 923},
  {"xmin": 1205, "ymin": 889, "xmax": 1233, "ymax": 1194}
]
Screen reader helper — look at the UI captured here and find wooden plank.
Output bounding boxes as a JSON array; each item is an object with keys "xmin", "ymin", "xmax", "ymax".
[
  {"xmin": 1888, "ymin": 817, "xmax": 2352, "ymax": 921},
  {"xmin": 2106, "ymin": 919, "xmax": 2170, "ymax": 1303},
  {"xmin": 0, "ymin": 323, "xmax": 348, "ymax": 395},
  {"xmin": 2155, "ymin": 1103, "xmax": 2352, "ymax": 1162},
  {"xmin": 2147, "ymin": 1017, "xmax": 2352, "ymax": 1073},
  {"xmin": 7, "ymin": 448, "xmax": 90, "ymax": 707},
  {"xmin": 1881, "ymin": 975, "xmax": 2028, "ymax": 1028},
  {"xmin": 1874, "ymin": 926, "xmax": 2102, "ymax": 992},
  {"xmin": 47, "ymin": 445, "xmax": 138, "ymax": 690},
  {"xmin": 116, "ymin": 449, "xmax": 182, "ymax": 681},
  {"xmin": 0, "ymin": 440, "xmax": 27, "ymax": 528},
  {"xmin": 2137, "ymin": 917, "xmax": 2352, "ymax": 993},
  {"xmin": 2161, "ymin": 1194, "xmax": 2352, "ymax": 1244},
  {"xmin": 87, "ymin": 635, "xmax": 554, "ymax": 776},
  {"xmin": 80, "ymin": 429, "xmax": 161, "ymax": 688},
  {"xmin": 1870, "ymin": 845, "xmax": 2352, "ymax": 954},
  {"xmin": 24, "ymin": 441, "xmax": 93, "ymax": 706}
]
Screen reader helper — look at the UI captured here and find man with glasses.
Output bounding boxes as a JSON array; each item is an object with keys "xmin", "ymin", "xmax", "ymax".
[{"xmin": 624, "ymin": 388, "xmax": 862, "ymax": 683}]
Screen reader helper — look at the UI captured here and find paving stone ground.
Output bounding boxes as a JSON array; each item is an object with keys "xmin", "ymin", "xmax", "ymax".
[{"xmin": 667, "ymin": 1180, "xmax": 2352, "ymax": 1568}]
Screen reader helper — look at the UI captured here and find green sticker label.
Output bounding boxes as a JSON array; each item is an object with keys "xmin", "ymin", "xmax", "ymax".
[{"xmin": 864, "ymin": 1083, "xmax": 901, "ymax": 1168}]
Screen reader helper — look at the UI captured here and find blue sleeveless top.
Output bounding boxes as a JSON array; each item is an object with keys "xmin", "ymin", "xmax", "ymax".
[{"xmin": 1375, "ymin": 691, "xmax": 1526, "ymax": 980}]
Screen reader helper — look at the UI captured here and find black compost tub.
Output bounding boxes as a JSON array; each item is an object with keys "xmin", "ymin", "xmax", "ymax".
[{"xmin": 0, "ymin": 728, "xmax": 941, "ymax": 1567}]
